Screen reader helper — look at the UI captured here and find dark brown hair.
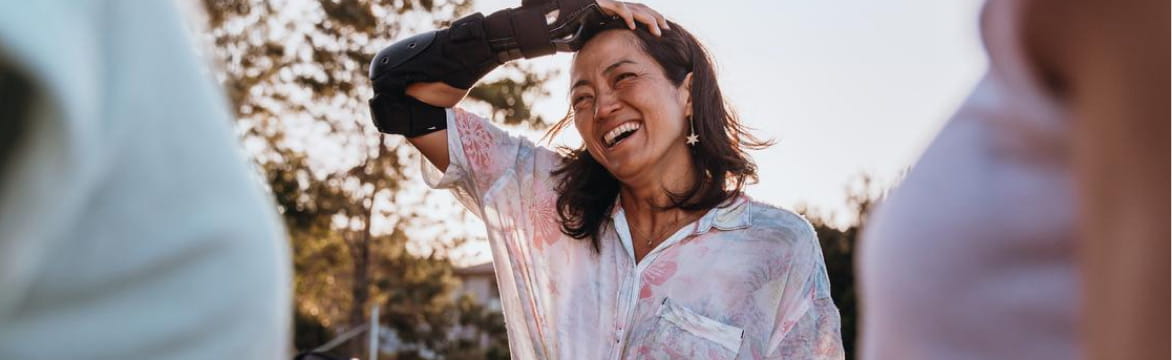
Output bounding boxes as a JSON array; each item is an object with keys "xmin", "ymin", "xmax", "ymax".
[{"xmin": 547, "ymin": 21, "xmax": 771, "ymax": 251}]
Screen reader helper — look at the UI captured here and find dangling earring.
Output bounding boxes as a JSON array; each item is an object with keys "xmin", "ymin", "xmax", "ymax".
[{"xmin": 685, "ymin": 115, "xmax": 700, "ymax": 146}]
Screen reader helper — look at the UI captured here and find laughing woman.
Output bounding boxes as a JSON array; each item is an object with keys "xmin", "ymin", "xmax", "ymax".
[{"xmin": 367, "ymin": 1, "xmax": 843, "ymax": 358}]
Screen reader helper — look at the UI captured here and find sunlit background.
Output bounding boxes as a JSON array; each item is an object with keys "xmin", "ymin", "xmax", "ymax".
[
  {"xmin": 482, "ymin": 0, "xmax": 986, "ymax": 225},
  {"xmin": 456, "ymin": 0, "xmax": 987, "ymax": 261},
  {"xmin": 185, "ymin": 0, "xmax": 987, "ymax": 357},
  {"xmin": 191, "ymin": 0, "xmax": 987, "ymax": 264}
]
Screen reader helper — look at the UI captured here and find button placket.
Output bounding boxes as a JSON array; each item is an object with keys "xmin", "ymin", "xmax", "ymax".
[{"xmin": 611, "ymin": 266, "xmax": 640, "ymax": 358}]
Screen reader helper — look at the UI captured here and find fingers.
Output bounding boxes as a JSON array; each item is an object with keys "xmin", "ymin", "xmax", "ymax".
[
  {"xmin": 630, "ymin": 8, "xmax": 661, "ymax": 35},
  {"xmin": 596, "ymin": 0, "xmax": 635, "ymax": 29},
  {"xmin": 597, "ymin": 1, "xmax": 670, "ymax": 37},
  {"xmin": 615, "ymin": 3, "xmax": 637, "ymax": 31}
]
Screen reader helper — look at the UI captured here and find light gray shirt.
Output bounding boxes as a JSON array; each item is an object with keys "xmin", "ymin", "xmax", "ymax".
[{"xmin": 0, "ymin": 1, "xmax": 291, "ymax": 359}]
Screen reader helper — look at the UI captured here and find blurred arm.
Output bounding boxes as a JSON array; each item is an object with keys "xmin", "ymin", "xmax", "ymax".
[{"xmin": 1024, "ymin": 0, "xmax": 1169, "ymax": 358}]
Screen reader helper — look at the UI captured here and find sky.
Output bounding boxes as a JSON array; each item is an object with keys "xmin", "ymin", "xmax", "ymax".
[
  {"xmin": 475, "ymin": 0, "xmax": 988, "ymax": 225},
  {"xmin": 185, "ymin": 0, "xmax": 991, "ymax": 264}
]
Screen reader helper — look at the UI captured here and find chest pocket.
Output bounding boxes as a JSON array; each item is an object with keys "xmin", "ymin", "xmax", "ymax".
[{"xmin": 626, "ymin": 298, "xmax": 745, "ymax": 359}]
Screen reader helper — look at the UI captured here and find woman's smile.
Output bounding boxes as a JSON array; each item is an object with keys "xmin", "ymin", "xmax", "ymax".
[
  {"xmin": 384, "ymin": 0, "xmax": 846, "ymax": 357},
  {"xmin": 602, "ymin": 120, "xmax": 643, "ymax": 149}
]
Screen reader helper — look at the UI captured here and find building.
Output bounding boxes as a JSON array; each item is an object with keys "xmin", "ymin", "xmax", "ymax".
[{"xmin": 452, "ymin": 261, "xmax": 501, "ymax": 312}]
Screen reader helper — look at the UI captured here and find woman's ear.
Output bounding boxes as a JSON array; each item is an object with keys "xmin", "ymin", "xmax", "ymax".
[{"xmin": 680, "ymin": 72, "xmax": 694, "ymax": 117}]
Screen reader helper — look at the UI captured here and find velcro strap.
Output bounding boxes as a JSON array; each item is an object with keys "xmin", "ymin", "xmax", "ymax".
[
  {"xmin": 449, "ymin": 13, "xmax": 485, "ymax": 42},
  {"xmin": 555, "ymin": 0, "xmax": 593, "ymax": 21},
  {"xmin": 510, "ymin": 8, "xmax": 555, "ymax": 58},
  {"xmin": 368, "ymin": 94, "xmax": 447, "ymax": 137},
  {"xmin": 483, "ymin": 8, "xmax": 517, "ymax": 51}
]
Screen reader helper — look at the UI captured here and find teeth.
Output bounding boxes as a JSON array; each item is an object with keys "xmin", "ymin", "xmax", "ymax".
[{"xmin": 603, "ymin": 122, "xmax": 641, "ymax": 147}]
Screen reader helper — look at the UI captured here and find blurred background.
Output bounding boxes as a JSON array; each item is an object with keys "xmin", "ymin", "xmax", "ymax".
[{"xmin": 186, "ymin": 0, "xmax": 984, "ymax": 358}]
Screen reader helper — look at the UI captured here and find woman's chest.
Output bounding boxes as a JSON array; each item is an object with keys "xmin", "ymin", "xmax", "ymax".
[{"xmin": 550, "ymin": 236, "xmax": 790, "ymax": 359}]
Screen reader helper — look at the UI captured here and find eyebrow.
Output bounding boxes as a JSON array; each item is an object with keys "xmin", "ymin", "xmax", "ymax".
[{"xmin": 571, "ymin": 59, "xmax": 637, "ymax": 90}]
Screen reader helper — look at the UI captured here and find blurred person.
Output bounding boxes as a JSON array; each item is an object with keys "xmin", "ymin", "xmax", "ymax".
[
  {"xmin": 858, "ymin": 0, "xmax": 1168, "ymax": 359},
  {"xmin": 367, "ymin": 0, "xmax": 843, "ymax": 358},
  {"xmin": 0, "ymin": 1, "xmax": 291, "ymax": 359}
]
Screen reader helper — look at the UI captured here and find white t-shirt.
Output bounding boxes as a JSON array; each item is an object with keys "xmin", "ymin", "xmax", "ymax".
[
  {"xmin": 0, "ymin": 1, "xmax": 291, "ymax": 359},
  {"xmin": 859, "ymin": 1, "xmax": 1078, "ymax": 359}
]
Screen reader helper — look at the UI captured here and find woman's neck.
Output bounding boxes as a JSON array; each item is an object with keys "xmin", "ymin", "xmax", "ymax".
[{"xmin": 618, "ymin": 153, "xmax": 704, "ymax": 251}]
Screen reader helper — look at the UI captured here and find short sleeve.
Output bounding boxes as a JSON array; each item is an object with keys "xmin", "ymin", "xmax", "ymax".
[
  {"xmin": 765, "ymin": 223, "xmax": 845, "ymax": 359},
  {"xmin": 422, "ymin": 108, "xmax": 531, "ymax": 215},
  {"xmin": 420, "ymin": 107, "xmax": 569, "ymax": 359},
  {"xmin": 768, "ymin": 267, "xmax": 845, "ymax": 359}
]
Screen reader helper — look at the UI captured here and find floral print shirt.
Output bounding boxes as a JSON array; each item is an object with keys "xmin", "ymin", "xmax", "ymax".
[{"xmin": 423, "ymin": 108, "xmax": 844, "ymax": 359}]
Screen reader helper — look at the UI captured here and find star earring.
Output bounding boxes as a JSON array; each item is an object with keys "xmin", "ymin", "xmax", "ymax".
[{"xmin": 685, "ymin": 115, "xmax": 700, "ymax": 146}]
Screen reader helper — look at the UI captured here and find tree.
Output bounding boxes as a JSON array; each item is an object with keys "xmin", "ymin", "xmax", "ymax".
[
  {"xmin": 198, "ymin": 0, "xmax": 551, "ymax": 356},
  {"xmin": 198, "ymin": 2, "xmax": 884, "ymax": 358}
]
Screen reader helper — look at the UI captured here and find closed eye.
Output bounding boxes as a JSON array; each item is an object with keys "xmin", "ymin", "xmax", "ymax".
[{"xmin": 572, "ymin": 95, "xmax": 594, "ymax": 108}]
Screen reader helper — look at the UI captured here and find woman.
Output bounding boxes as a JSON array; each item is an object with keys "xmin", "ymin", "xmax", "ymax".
[{"xmin": 373, "ymin": 1, "xmax": 843, "ymax": 358}]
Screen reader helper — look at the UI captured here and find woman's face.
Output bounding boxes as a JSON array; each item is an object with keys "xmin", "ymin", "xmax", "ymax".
[{"xmin": 569, "ymin": 30, "xmax": 693, "ymax": 183}]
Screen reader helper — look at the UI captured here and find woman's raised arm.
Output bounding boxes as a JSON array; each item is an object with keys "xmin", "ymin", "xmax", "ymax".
[
  {"xmin": 369, "ymin": 0, "xmax": 668, "ymax": 170},
  {"xmin": 367, "ymin": 0, "xmax": 610, "ymax": 169}
]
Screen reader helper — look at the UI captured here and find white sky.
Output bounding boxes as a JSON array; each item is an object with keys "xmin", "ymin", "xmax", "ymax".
[{"xmin": 475, "ymin": 0, "xmax": 988, "ymax": 225}]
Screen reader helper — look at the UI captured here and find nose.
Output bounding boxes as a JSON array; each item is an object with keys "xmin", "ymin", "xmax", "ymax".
[{"xmin": 593, "ymin": 89, "xmax": 622, "ymax": 122}]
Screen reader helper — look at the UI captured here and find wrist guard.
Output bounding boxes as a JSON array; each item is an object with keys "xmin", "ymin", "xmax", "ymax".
[{"xmin": 368, "ymin": 0, "xmax": 611, "ymax": 137}]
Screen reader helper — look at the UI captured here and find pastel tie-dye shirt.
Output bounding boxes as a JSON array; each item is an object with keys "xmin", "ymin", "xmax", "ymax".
[{"xmin": 423, "ymin": 108, "xmax": 844, "ymax": 359}]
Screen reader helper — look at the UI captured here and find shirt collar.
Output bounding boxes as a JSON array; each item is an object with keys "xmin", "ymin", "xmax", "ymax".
[
  {"xmin": 611, "ymin": 194, "xmax": 754, "ymax": 236},
  {"xmin": 692, "ymin": 195, "xmax": 753, "ymax": 234}
]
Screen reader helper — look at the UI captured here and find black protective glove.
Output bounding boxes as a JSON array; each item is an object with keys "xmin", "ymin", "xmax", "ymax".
[{"xmin": 369, "ymin": 0, "xmax": 613, "ymax": 137}]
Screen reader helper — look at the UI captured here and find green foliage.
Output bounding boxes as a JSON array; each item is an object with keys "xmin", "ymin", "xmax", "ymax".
[
  {"xmin": 294, "ymin": 308, "xmax": 337, "ymax": 351},
  {"xmin": 200, "ymin": 0, "xmax": 548, "ymax": 357},
  {"xmin": 200, "ymin": 1, "xmax": 876, "ymax": 358},
  {"xmin": 468, "ymin": 63, "xmax": 558, "ymax": 126}
]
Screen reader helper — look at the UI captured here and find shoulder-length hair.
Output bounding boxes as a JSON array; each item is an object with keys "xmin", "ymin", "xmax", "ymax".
[{"xmin": 545, "ymin": 21, "xmax": 771, "ymax": 252}]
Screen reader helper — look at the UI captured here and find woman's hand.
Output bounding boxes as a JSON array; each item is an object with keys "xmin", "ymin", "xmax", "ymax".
[
  {"xmin": 405, "ymin": 1, "xmax": 669, "ymax": 108},
  {"xmin": 596, "ymin": 0, "xmax": 670, "ymax": 36}
]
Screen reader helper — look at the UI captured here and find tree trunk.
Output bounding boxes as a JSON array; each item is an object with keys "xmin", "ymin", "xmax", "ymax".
[{"xmin": 348, "ymin": 229, "xmax": 371, "ymax": 356}]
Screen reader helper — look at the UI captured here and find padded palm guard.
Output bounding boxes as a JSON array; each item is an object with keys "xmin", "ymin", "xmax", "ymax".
[
  {"xmin": 368, "ymin": 0, "xmax": 611, "ymax": 137},
  {"xmin": 368, "ymin": 93, "xmax": 447, "ymax": 138}
]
